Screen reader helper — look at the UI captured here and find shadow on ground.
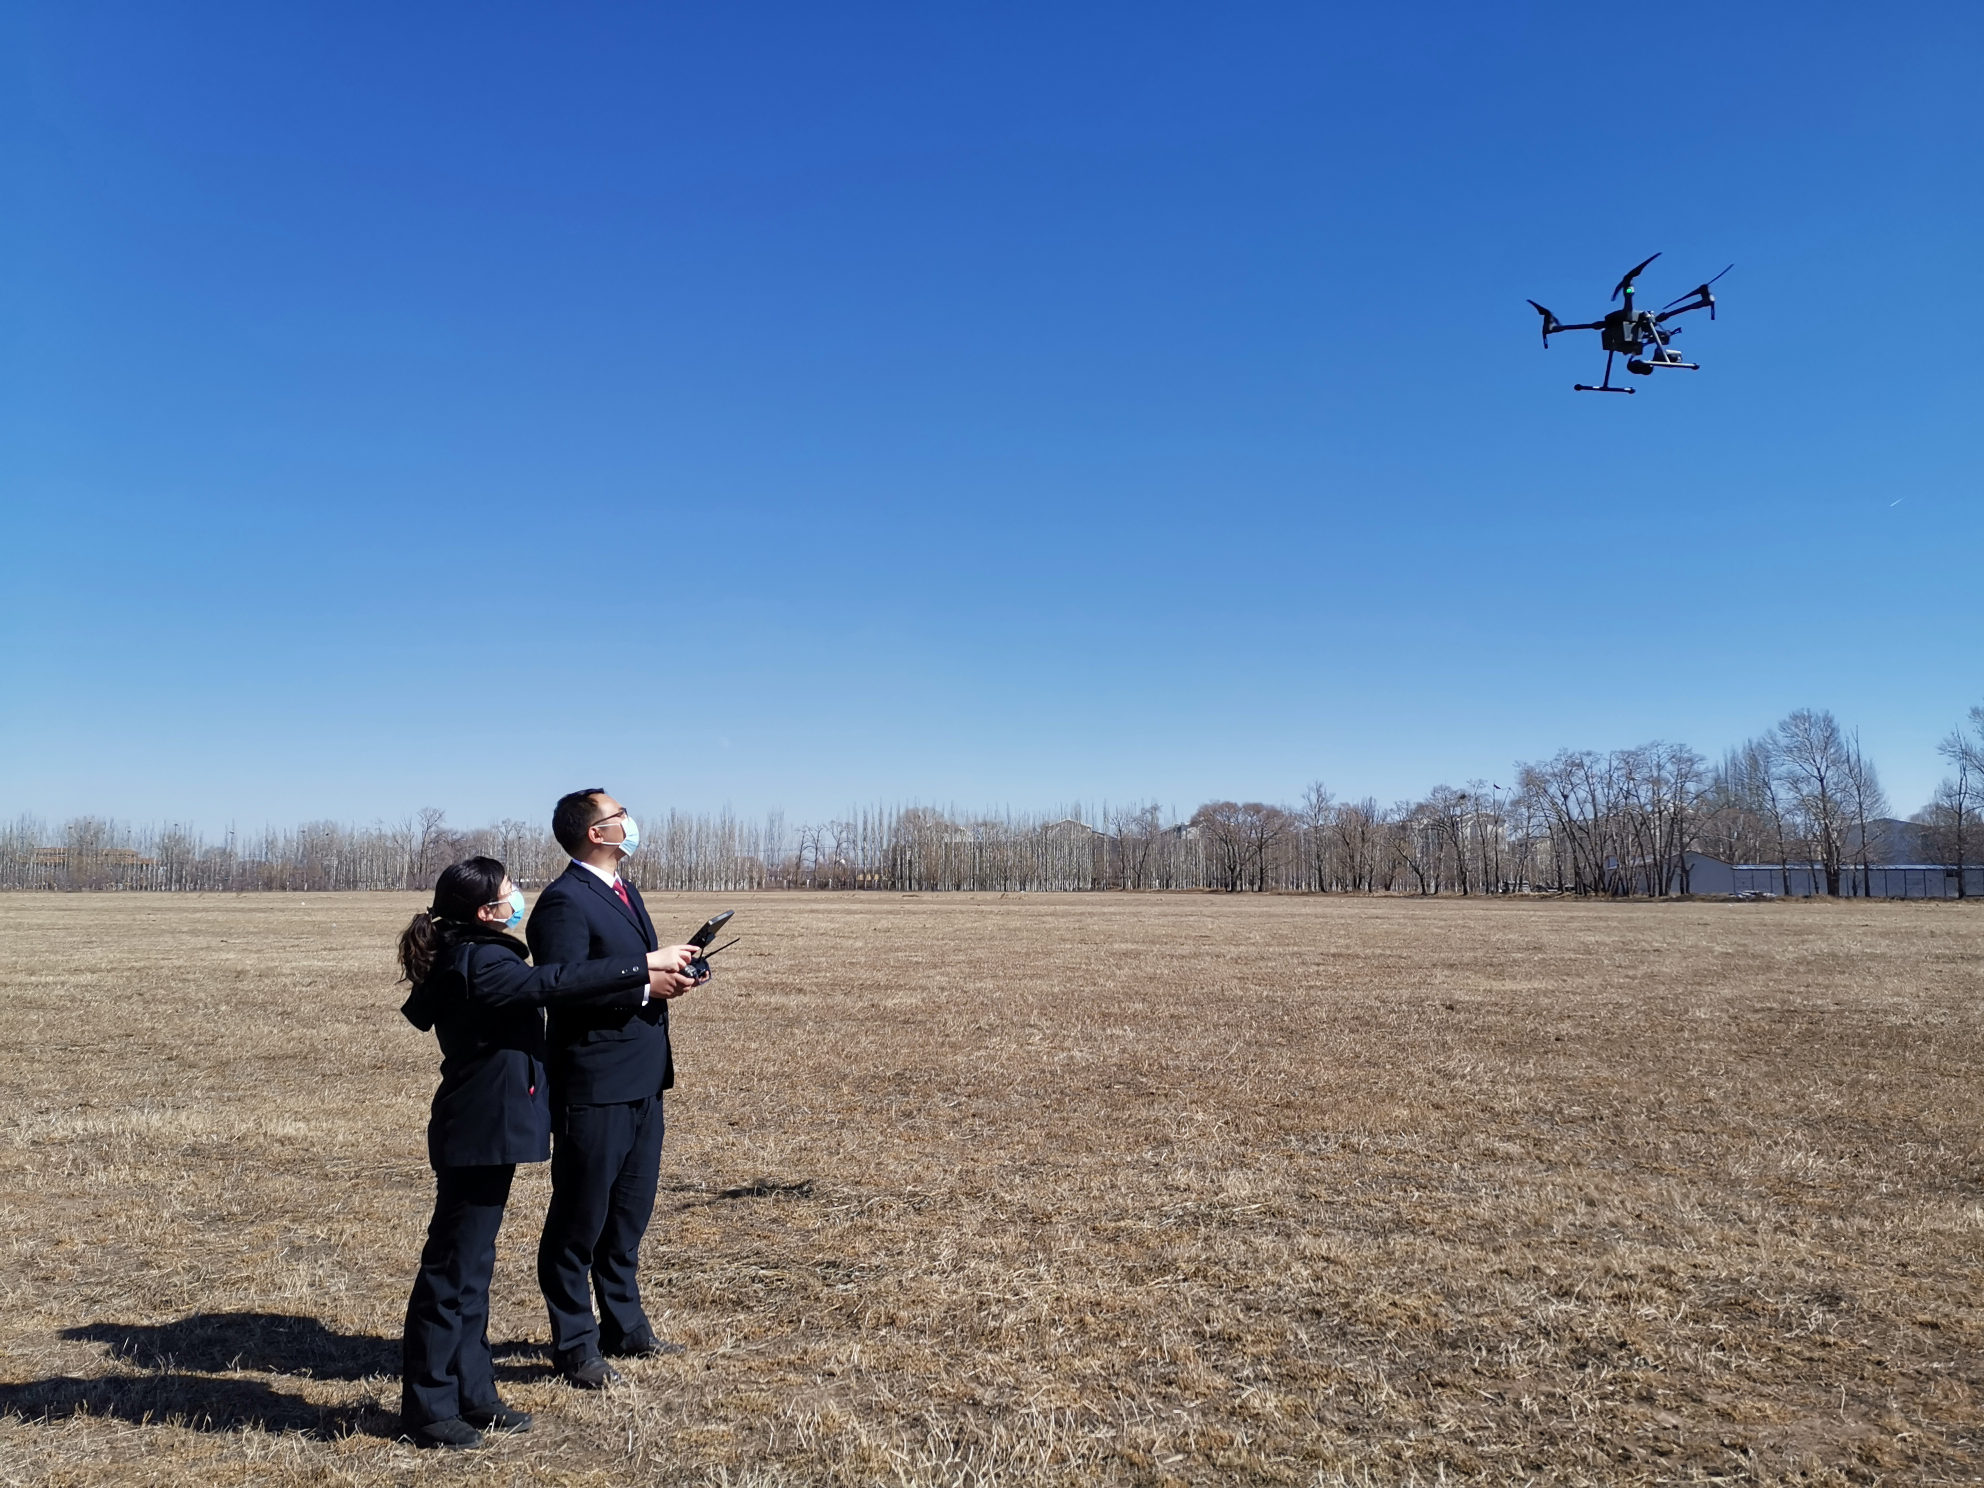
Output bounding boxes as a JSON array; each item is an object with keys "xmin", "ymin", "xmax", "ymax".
[
  {"xmin": 63, "ymin": 1312, "xmax": 399, "ymax": 1381},
  {"xmin": 0, "ymin": 1371, "xmax": 379, "ymax": 1436},
  {"xmin": 663, "ymin": 1175, "xmax": 815, "ymax": 1211}
]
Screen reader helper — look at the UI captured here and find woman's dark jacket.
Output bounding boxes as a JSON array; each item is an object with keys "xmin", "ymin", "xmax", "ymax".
[{"xmin": 401, "ymin": 928, "xmax": 649, "ymax": 1169}]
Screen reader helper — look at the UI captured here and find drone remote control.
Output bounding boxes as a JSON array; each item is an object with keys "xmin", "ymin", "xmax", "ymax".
[{"xmin": 682, "ymin": 910, "xmax": 737, "ymax": 982}]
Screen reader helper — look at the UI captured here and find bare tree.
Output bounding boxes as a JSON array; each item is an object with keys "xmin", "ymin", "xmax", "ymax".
[
  {"xmin": 1238, "ymin": 803, "xmax": 1295, "ymax": 892},
  {"xmin": 1394, "ymin": 800, "xmax": 1440, "ymax": 896},
  {"xmin": 1111, "ymin": 803, "xmax": 1164, "ymax": 891},
  {"xmin": 1463, "ymin": 780, "xmax": 1510, "ymax": 893},
  {"xmin": 1332, "ymin": 799, "xmax": 1384, "ymax": 892},
  {"xmin": 1518, "ymin": 751, "xmax": 1612, "ymax": 895},
  {"xmin": 1841, "ymin": 731, "xmax": 1889, "ymax": 897},
  {"xmin": 1190, "ymin": 802, "xmax": 1248, "ymax": 892},
  {"xmin": 1771, "ymin": 710, "xmax": 1857, "ymax": 896},
  {"xmin": 1920, "ymin": 706, "xmax": 1984, "ymax": 898},
  {"xmin": 1422, "ymin": 785, "xmax": 1473, "ymax": 895},
  {"xmin": 1752, "ymin": 740, "xmax": 1796, "ymax": 897},
  {"xmin": 412, "ymin": 806, "xmax": 460, "ymax": 889},
  {"xmin": 1917, "ymin": 775, "xmax": 1975, "ymax": 896},
  {"xmin": 1297, "ymin": 783, "xmax": 1335, "ymax": 892},
  {"xmin": 1700, "ymin": 740, "xmax": 1786, "ymax": 888}
]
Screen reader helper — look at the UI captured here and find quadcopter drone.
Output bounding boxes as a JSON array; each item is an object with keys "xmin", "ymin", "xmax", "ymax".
[{"xmin": 1527, "ymin": 254, "xmax": 1731, "ymax": 394}]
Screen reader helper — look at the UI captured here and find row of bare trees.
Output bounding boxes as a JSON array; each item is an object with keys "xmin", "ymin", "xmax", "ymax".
[
  {"xmin": 0, "ymin": 809, "xmax": 788, "ymax": 894},
  {"xmin": 7, "ymin": 704, "xmax": 1981, "ymax": 897}
]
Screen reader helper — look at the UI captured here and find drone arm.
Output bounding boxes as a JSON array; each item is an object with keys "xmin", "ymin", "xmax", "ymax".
[
  {"xmin": 1655, "ymin": 268, "xmax": 1731, "ymax": 324},
  {"xmin": 1528, "ymin": 297, "xmax": 1608, "ymax": 349},
  {"xmin": 1541, "ymin": 319, "xmax": 1605, "ymax": 346},
  {"xmin": 1652, "ymin": 297, "xmax": 1714, "ymax": 324}
]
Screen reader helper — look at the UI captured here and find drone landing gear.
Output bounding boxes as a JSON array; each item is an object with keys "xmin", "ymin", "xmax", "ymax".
[{"xmin": 1574, "ymin": 350, "xmax": 1636, "ymax": 394}]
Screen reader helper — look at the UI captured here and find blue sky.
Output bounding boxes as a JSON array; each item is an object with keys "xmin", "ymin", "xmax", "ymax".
[{"xmin": 3, "ymin": 2, "xmax": 1979, "ymax": 832}]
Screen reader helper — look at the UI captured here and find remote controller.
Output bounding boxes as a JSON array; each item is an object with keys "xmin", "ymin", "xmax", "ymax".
[{"xmin": 683, "ymin": 910, "xmax": 737, "ymax": 981}]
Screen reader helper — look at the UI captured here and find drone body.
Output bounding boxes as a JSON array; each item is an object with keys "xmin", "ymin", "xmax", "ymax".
[{"xmin": 1527, "ymin": 254, "xmax": 1731, "ymax": 394}]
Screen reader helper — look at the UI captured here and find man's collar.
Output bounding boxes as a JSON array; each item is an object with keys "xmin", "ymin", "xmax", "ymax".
[{"xmin": 574, "ymin": 858, "xmax": 620, "ymax": 887}]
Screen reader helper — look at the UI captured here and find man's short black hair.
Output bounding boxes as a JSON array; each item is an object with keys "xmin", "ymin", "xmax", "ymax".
[{"xmin": 552, "ymin": 788, "xmax": 609, "ymax": 857}]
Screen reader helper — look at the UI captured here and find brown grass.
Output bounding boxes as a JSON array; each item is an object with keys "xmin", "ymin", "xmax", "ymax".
[{"xmin": 0, "ymin": 891, "xmax": 1980, "ymax": 1486}]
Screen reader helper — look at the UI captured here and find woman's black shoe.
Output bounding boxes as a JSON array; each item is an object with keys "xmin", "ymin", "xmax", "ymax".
[
  {"xmin": 605, "ymin": 1329, "xmax": 687, "ymax": 1359},
  {"xmin": 555, "ymin": 1351, "xmax": 623, "ymax": 1389},
  {"xmin": 461, "ymin": 1402, "xmax": 532, "ymax": 1433},
  {"xmin": 407, "ymin": 1417, "xmax": 486, "ymax": 1450}
]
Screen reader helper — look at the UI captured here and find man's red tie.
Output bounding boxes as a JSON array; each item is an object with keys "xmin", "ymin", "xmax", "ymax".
[{"xmin": 614, "ymin": 880, "xmax": 632, "ymax": 911}]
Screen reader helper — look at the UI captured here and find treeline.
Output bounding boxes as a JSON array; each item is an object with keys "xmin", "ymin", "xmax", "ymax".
[
  {"xmin": 0, "ymin": 809, "xmax": 788, "ymax": 894},
  {"xmin": 6, "ymin": 705, "xmax": 1980, "ymax": 898}
]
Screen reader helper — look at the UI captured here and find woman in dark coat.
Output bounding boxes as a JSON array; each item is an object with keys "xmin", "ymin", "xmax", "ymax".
[{"xmin": 395, "ymin": 856, "xmax": 696, "ymax": 1449}]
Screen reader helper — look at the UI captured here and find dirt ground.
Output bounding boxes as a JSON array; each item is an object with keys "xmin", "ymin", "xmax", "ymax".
[{"xmin": 0, "ymin": 891, "xmax": 1978, "ymax": 1486}]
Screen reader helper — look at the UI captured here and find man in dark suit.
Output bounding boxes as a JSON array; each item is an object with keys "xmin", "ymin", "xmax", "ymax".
[{"xmin": 528, "ymin": 789, "xmax": 702, "ymax": 1388}]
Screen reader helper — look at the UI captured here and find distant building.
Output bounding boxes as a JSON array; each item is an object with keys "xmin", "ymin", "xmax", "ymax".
[{"xmin": 1682, "ymin": 851, "xmax": 1982, "ymax": 900}]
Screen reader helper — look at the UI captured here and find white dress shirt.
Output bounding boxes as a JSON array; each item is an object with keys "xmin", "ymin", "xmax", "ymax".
[{"xmin": 577, "ymin": 858, "xmax": 624, "ymax": 890}]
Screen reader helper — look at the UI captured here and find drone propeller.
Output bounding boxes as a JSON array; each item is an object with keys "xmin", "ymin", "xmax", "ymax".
[
  {"xmin": 1526, "ymin": 299, "xmax": 1560, "ymax": 345},
  {"xmin": 1611, "ymin": 252, "xmax": 1661, "ymax": 302},
  {"xmin": 1661, "ymin": 264, "xmax": 1734, "ymax": 311}
]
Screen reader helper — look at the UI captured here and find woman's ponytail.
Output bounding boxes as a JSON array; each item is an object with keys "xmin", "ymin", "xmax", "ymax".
[
  {"xmin": 396, "ymin": 855, "xmax": 510, "ymax": 986},
  {"xmin": 397, "ymin": 909, "xmax": 446, "ymax": 985}
]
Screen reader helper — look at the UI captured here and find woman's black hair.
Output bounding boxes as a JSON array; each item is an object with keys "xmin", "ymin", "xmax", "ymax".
[{"xmin": 397, "ymin": 856, "xmax": 508, "ymax": 985}]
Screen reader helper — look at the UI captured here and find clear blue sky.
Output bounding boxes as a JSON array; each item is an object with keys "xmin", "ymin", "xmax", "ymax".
[{"xmin": 4, "ymin": 2, "xmax": 1978, "ymax": 833}]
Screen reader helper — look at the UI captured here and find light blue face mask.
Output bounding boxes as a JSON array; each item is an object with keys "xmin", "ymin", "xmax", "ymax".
[
  {"xmin": 499, "ymin": 889, "xmax": 526, "ymax": 929},
  {"xmin": 615, "ymin": 816, "xmax": 641, "ymax": 856}
]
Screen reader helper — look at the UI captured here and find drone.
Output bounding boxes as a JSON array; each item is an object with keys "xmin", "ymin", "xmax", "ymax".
[{"xmin": 1527, "ymin": 254, "xmax": 1731, "ymax": 394}]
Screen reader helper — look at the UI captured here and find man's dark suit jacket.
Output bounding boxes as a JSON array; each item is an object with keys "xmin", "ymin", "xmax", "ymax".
[
  {"xmin": 400, "ymin": 931, "xmax": 649, "ymax": 1168},
  {"xmin": 528, "ymin": 863, "xmax": 673, "ymax": 1104}
]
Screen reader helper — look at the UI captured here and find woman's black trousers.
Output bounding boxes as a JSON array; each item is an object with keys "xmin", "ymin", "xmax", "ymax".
[{"xmin": 401, "ymin": 1162, "xmax": 516, "ymax": 1426}]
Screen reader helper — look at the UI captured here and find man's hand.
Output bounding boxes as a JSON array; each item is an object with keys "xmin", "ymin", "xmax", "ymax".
[{"xmin": 646, "ymin": 945, "xmax": 704, "ymax": 999}]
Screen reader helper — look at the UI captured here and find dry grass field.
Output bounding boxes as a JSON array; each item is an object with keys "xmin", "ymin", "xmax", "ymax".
[{"xmin": 0, "ymin": 891, "xmax": 1979, "ymax": 1487}]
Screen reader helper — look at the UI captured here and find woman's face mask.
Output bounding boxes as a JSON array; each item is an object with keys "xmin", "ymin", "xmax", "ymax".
[{"xmin": 489, "ymin": 888, "xmax": 526, "ymax": 929}]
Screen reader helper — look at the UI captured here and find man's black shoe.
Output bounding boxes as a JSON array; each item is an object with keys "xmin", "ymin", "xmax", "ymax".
[
  {"xmin": 406, "ymin": 1417, "xmax": 486, "ymax": 1450},
  {"xmin": 556, "ymin": 1353, "xmax": 623, "ymax": 1389},
  {"xmin": 605, "ymin": 1329, "xmax": 687, "ymax": 1359},
  {"xmin": 461, "ymin": 1401, "xmax": 532, "ymax": 1433}
]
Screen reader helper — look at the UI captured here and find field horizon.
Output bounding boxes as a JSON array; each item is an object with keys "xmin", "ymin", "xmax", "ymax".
[{"xmin": 1, "ymin": 891, "xmax": 1979, "ymax": 1486}]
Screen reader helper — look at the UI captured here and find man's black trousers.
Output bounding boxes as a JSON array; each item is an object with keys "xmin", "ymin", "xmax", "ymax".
[
  {"xmin": 537, "ymin": 1094, "xmax": 664, "ymax": 1360},
  {"xmin": 402, "ymin": 1163, "xmax": 515, "ymax": 1426}
]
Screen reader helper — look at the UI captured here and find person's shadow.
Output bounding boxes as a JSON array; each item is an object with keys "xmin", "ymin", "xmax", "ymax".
[
  {"xmin": 23, "ymin": 1317, "xmax": 563, "ymax": 1444},
  {"xmin": 0, "ymin": 1370, "xmax": 371, "ymax": 1437},
  {"xmin": 2, "ymin": 1313, "xmax": 405, "ymax": 1437},
  {"xmin": 62, "ymin": 1312, "xmax": 398, "ymax": 1381},
  {"xmin": 20, "ymin": 1311, "xmax": 559, "ymax": 1437}
]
